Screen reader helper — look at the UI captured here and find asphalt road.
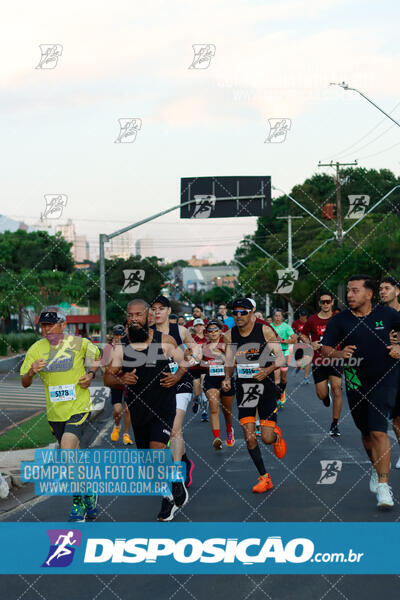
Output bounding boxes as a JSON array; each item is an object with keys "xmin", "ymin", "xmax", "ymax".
[
  {"xmin": 1, "ymin": 371, "xmax": 400, "ymax": 598},
  {"xmin": 0, "ymin": 375, "xmax": 46, "ymax": 434}
]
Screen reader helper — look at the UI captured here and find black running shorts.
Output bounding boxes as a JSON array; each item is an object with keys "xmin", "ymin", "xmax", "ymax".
[
  {"xmin": 48, "ymin": 412, "xmax": 89, "ymax": 444},
  {"xmin": 312, "ymin": 364, "xmax": 343, "ymax": 385}
]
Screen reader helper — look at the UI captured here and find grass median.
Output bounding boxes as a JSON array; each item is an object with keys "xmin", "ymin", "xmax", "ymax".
[{"xmin": 0, "ymin": 412, "xmax": 54, "ymax": 451}]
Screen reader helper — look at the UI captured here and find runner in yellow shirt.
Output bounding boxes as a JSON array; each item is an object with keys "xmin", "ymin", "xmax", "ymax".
[{"xmin": 20, "ymin": 306, "xmax": 101, "ymax": 522}]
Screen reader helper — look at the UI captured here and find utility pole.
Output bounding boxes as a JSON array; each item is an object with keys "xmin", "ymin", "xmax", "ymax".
[
  {"xmin": 318, "ymin": 160, "xmax": 358, "ymax": 305},
  {"xmin": 277, "ymin": 215, "xmax": 302, "ymax": 323}
]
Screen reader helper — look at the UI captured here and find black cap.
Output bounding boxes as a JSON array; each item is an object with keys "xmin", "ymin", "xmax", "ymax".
[
  {"xmin": 299, "ymin": 308, "xmax": 308, "ymax": 316},
  {"xmin": 38, "ymin": 307, "xmax": 66, "ymax": 324},
  {"xmin": 151, "ymin": 295, "xmax": 170, "ymax": 308},
  {"xmin": 169, "ymin": 314, "xmax": 178, "ymax": 320},
  {"xmin": 112, "ymin": 324, "xmax": 125, "ymax": 335},
  {"xmin": 232, "ymin": 297, "xmax": 254, "ymax": 310}
]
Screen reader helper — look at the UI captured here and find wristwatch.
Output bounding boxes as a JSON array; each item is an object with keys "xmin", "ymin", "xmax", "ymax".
[{"xmin": 87, "ymin": 371, "xmax": 96, "ymax": 380}]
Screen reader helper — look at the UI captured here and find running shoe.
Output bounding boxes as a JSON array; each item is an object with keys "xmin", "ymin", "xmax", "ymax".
[
  {"xmin": 192, "ymin": 399, "xmax": 199, "ymax": 414},
  {"xmin": 172, "ymin": 481, "xmax": 188, "ymax": 507},
  {"xmin": 123, "ymin": 433, "xmax": 133, "ymax": 445},
  {"xmin": 369, "ymin": 468, "xmax": 379, "ymax": 494},
  {"xmin": 201, "ymin": 411, "xmax": 208, "ymax": 422},
  {"xmin": 277, "ymin": 391, "xmax": 286, "ymax": 408},
  {"xmin": 157, "ymin": 497, "xmax": 178, "ymax": 521},
  {"xmin": 68, "ymin": 495, "xmax": 86, "ymax": 522},
  {"xmin": 111, "ymin": 426, "xmax": 121, "ymax": 442},
  {"xmin": 304, "ymin": 376, "xmax": 310, "ymax": 384},
  {"xmin": 252, "ymin": 474, "xmax": 273, "ymax": 493},
  {"xmin": 294, "ymin": 367, "xmax": 301, "ymax": 375},
  {"xmin": 321, "ymin": 395, "xmax": 330, "ymax": 407},
  {"xmin": 329, "ymin": 423, "xmax": 340, "ymax": 437},
  {"xmin": 83, "ymin": 494, "xmax": 98, "ymax": 521},
  {"xmin": 226, "ymin": 428, "xmax": 235, "ymax": 447},
  {"xmin": 185, "ymin": 459, "xmax": 194, "ymax": 488},
  {"xmin": 273, "ymin": 425, "xmax": 287, "ymax": 459},
  {"xmin": 396, "ymin": 456, "xmax": 400, "ymax": 469},
  {"xmin": 376, "ymin": 483, "xmax": 394, "ymax": 509},
  {"xmin": 213, "ymin": 437, "xmax": 222, "ymax": 450}
]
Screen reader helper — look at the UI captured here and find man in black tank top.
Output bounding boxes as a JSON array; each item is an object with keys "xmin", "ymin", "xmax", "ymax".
[
  {"xmin": 223, "ymin": 298, "xmax": 287, "ymax": 494},
  {"xmin": 150, "ymin": 296, "xmax": 201, "ymax": 506},
  {"xmin": 105, "ymin": 298, "xmax": 190, "ymax": 521}
]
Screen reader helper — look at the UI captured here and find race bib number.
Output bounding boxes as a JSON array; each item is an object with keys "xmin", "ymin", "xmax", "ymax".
[
  {"xmin": 49, "ymin": 384, "xmax": 76, "ymax": 402},
  {"xmin": 237, "ymin": 363, "xmax": 260, "ymax": 378},
  {"xmin": 208, "ymin": 362, "xmax": 225, "ymax": 377},
  {"xmin": 169, "ymin": 362, "xmax": 178, "ymax": 374}
]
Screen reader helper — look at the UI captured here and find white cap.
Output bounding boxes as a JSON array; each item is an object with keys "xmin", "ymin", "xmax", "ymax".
[
  {"xmin": 193, "ymin": 318, "xmax": 204, "ymax": 326},
  {"xmin": 247, "ymin": 298, "xmax": 256, "ymax": 309}
]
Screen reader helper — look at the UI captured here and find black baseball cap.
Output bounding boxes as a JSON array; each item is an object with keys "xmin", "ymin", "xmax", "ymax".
[
  {"xmin": 151, "ymin": 295, "xmax": 170, "ymax": 308},
  {"xmin": 38, "ymin": 307, "xmax": 66, "ymax": 324},
  {"xmin": 169, "ymin": 313, "xmax": 178, "ymax": 320},
  {"xmin": 112, "ymin": 324, "xmax": 125, "ymax": 335},
  {"xmin": 232, "ymin": 297, "xmax": 254, "ymax": 310},
  {"xmin": 299, "ymin": 308, "xmax": 308, "ymax": 316}
]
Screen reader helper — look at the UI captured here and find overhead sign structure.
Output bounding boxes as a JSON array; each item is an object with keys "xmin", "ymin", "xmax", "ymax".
[{"xmin": 180, "ymin": 176, "xmax": 271, "ymax": 219}]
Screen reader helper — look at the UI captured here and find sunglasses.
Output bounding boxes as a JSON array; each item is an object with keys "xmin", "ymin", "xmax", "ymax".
[
  {"xmin": 207, "ymin": 328, "xmax": 220, "ymax": 333},
  {"xmin": 233, "ymin": 309, "xmax": 250, "ymax": 316},
  {"xmin": 320, "ymin": 300, "xmax": 332, "ymax": 304}
]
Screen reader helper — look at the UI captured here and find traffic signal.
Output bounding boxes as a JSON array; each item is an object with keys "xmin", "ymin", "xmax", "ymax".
[{"xmin": 322, "ymin": 203, "xmax": 336, "ymax": 220}]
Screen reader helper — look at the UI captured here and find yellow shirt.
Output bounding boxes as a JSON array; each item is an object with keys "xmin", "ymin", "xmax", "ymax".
[{"xmin": 20, "ymin": 335, "xmax": 101, "ymax": 422}]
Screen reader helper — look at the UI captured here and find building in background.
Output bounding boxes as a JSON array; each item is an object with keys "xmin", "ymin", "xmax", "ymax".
[
  {"xmin": 135, "ymin": 235, "xmax": 154, "ymax": 258},
  {"xmin": 56, "ymin": 219, "xmax": 89, "ymax": 263},
  {"xmin": 178, "ymin": 265, "xmax": 239, "ymax": 294},
  {"xmin": 109, "ymin": 231, "xmax": 132, "ymax": 260},
  {"xmin": 0, "ymin": 215, "xmax": 28, "ymax": 233}
]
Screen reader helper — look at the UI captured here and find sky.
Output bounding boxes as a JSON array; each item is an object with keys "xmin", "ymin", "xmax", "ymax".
[{"xmin": 1, "ymin": 0, "xmax": 400, "ymax": 263}]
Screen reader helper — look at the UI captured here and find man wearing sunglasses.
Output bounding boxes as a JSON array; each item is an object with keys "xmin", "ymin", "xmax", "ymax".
[
  {"xmin": 222, "ymin": 298, "xmax": 286, "ymax": 494},
  {"xmin": 301, "ymin": 291, "xmax": 343, "ymax": 437}
]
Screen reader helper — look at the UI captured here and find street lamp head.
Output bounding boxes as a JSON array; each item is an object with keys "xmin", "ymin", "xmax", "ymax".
[{"xmin": 329, "ymin": 81, "xmax": 349, "ymax": 89}]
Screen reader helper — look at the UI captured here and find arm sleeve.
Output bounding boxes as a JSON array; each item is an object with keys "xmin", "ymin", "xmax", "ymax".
[
  {"xmin": 20, "ymin": 346, "xmax": 37, "ymax": 376},
  {"xmin": 321, "ymin": 316, "xmax": 340, "ymax": 347}
]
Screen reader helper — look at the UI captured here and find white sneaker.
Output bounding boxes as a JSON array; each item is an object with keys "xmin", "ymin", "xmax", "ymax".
[
  {"xmin": 369, "ymin": 468, "xmax": 378, "ymax": 494},
  {"xmin": 395, "ymin": 456, "xmax": 400, "ymax": 469},
  {"xmin": 376, "ymin": 483, "xmax": 394, "ymax": 509}
]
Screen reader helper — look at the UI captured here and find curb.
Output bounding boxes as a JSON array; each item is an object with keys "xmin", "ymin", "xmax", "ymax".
[{"xmin": 0, "ymin": 353, "xmax": 26, "ymax": 374}]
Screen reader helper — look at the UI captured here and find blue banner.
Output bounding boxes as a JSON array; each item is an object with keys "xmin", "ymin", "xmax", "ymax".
[{"xmin": 0, "ymin": 522, "xmax": 399, "ymax": 574}]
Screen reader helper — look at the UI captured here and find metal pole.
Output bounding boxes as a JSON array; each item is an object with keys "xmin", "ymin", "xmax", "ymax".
[
  {"xmin": 272, "ymin": 186, "xmax": 335, "ymax": 233},
  {"xmin": 98, "ymin": 195, "xmax": 267, "ymax": 341},
  {"xmin": 287, "ymin": 216, "xmax": 294, "ymax": 323},
  {"xmin": 265, "ymin": 293, "xmax": 271, "ymax": 316},
  {"xmin": 330, "ymin": 82, "xmax": 400, "ymax": 128},
  {"xmin": 99, "ymin": 233, "xmax": 107, "ymax": 342}
]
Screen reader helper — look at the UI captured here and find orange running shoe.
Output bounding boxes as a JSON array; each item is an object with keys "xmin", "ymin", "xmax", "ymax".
[
  {"xmin": 273, "ymin": 425, "xmax": 287, "ymax": 459},
  {"xmin": 252, "ymin": 474, "xmax": 273, "ymax": 493},
  {"xmin": 111, "ymin": 426, "xmax": 121, "ymax": 442},
  {"xmin": 123, "ymin": 433, "xmax": 133, "ymax": 445}
]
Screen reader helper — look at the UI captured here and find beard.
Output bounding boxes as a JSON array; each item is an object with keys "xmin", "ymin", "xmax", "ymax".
[{"xmin": 127, "ymin": 322, "xmax": 149, "ymax": 343}]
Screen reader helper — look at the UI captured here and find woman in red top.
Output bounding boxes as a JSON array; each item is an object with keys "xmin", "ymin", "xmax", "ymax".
[{"xmin": 201, "ymin": 319, "xmax": 236, "ymax": 450}]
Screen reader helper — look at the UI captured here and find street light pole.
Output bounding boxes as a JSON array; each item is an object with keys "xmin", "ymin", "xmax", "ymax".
[
  {"xmin": 277, "ymin": 215, "xmax": 302, "ymax": 323},
  {"xmin": 330, "ymin": 82, "xmax": 400, "ymax": 128}
]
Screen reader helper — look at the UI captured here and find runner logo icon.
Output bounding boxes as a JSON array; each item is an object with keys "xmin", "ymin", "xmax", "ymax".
[
  {"xmin": 317, "ymin": 460, "xmax": 342, "ymax": 485},
  {"xmin": 42, "ymin": 529, "xmax": 82, "ymax": 567},
  {"xmin": 239, "ymin": 383, "xmax": 264, "ymax": 407}
]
